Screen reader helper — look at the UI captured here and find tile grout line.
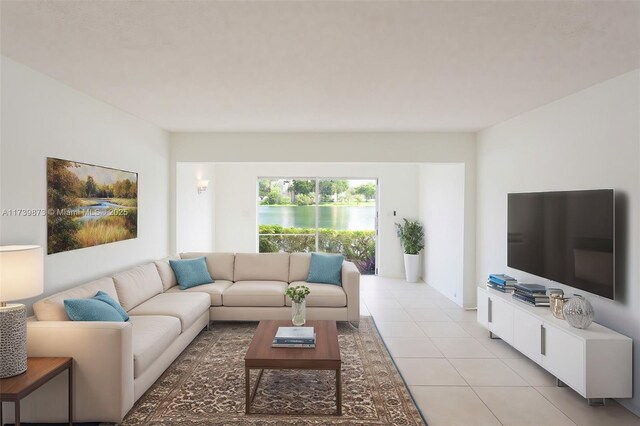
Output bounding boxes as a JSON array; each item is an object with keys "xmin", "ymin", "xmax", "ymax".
[
  {"xmin": 530, "ymin": 386, "xmax": 580, "ymax": 426},
  {"xmin": 494, "ymin": 356, "xmax": 550, "ymax": 389},
  {"xmin": 466, "ymin": 385, "xmax": 507, "ymax": 426}
]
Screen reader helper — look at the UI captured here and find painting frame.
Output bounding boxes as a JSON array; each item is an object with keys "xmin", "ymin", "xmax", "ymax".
[{"xmin": 46, "ymin": 157, "xmax": 138, "ymax": 255}]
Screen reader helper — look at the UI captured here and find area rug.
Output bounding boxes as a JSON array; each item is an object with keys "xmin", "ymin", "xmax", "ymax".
[{"xmin": 122, "ymin": 317, "xmax": 425, "ymax": 425}]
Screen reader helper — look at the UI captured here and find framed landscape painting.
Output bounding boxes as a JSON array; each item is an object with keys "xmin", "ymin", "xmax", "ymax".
[{"xmin": 47, "ymin": 157, "xmax": 138, "ymax": 254}]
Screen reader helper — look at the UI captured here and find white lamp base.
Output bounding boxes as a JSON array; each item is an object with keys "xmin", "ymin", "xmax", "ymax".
[{"xmin": 0, "ymin": 303, "xmax": 27, "ymax": 378}]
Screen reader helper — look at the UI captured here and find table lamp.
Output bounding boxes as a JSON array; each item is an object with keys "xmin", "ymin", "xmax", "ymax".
[{"xmin": 0, "ymin": 245, "xmax": 44, "ymax": 377}]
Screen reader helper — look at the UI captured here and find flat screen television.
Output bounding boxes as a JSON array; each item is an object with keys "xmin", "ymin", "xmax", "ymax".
[{"xmin": 507, "ymin": 189, "xmax": 614, "ymax": 299}]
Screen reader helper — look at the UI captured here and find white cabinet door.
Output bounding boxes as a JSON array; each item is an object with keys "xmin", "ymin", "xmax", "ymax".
[
  {"xmin": 542, "ymin": 324, "xmax": 585, "ymax": 394},
  {"xmin": 513, "ymin": 308, "xmax": 543, "ymax": 364},
  {"xmin": 489, "ymin": 296, "xmax": 514, "ymax": 344},
  {"xmin": 477, "ymin": 287, "xmax": 489, "ymax": 328}
]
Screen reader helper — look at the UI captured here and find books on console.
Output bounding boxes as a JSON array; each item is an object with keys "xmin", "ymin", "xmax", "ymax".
[
  {"xmin": 486, "ymin": 276, "xmax": 551, "ymax": 307},
  {"xmin": 514, "ymin": 283, "xmax": 546, "ymax": 293},
  {"xmin": 489, "ymin": 274, "xmax": 517, "ymax": 285},
  {"xmin": 512, "ymin": 283, "xmax": 550, "ymax": 307},
  {"xmin": 487, "ymin": 281, "xmax": 513, "ymax": 292},
  {"xmin": 487, "ymin": 273, "xmax": 516, "ymax": 292},
  {"xmin": 272, "ymin": 326, "xmax": 316, "ymax": 348}
]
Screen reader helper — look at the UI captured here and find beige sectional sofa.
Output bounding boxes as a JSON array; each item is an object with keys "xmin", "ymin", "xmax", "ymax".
[
  {"xmin": 20, "ymin": 252, "xmax": 359, "ymax": 423},
  {"xmin": 172, "ymin": 252, "xmax": 360, "ymax": 323}
]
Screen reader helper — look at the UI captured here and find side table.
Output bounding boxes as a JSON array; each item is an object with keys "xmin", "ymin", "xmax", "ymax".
[{"xmin": 0, "ymin": 357, "xmax": 73, "ymax": 426}]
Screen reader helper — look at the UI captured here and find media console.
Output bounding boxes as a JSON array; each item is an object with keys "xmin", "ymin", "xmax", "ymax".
[{"xmin": 477, "ymin": 286, "xmax": 632, "ymax": 405}]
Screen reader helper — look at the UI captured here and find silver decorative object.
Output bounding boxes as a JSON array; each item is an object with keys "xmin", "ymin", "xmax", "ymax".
[{"xmin": 563, "ymin": 295, "xmax": 594, "ymax": 329}]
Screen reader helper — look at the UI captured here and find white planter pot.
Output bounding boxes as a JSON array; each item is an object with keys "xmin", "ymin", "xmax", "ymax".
[{"xmin": 403, "ymin": 253, "xmax": 421, "ymax": 283}]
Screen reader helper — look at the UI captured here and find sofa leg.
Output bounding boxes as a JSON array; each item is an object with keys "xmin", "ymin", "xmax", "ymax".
[
  {"xmin": 348, "ymin": 321, "xmax": 360, "ymax": 329},
  {"xmin": 207, "ymin": 321, "xmax": 211, "ymax": 331}
]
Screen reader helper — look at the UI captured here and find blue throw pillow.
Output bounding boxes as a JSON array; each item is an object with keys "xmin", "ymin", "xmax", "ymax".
[
  {"xmin": 94, "ymin": 291, "xmax": 129, "ymax": 321},
  {"xmin": 307, "ymin": 252, "xmax": 344, "ymax": 286},
  {"xmin": 169, "ymin": 257, "xmax": 214, "ymax": 289},
  {"xmin": 64, "ymin": 298, "xmax": 125, "ymax": 322}
]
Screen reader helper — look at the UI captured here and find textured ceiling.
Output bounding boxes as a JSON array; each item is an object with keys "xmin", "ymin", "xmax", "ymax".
[{"xmin": 2, "ymin": 1, "xmax": 639, "ymax": 132}]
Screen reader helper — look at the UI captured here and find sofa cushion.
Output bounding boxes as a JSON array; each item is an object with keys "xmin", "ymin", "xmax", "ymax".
[
  {"xmin": 33, "ymin": 277, "xmax": 120, "ymax": 321},
  {"xmin": 222, "ymin": 281, "xmax": 288, "ymax": 307},
  {"xmin": 286, "ymin": 282, "xmax": 347, "ymax": 307},
  {"xmin": 154, "ymin": 255, "xmax": 179, "ymax": 291},
  {"xmin": 165, "ymin": 281, "xmax": 233, "ymax": 306},
  {"xmin": 127, "ymin": 292, "xmax": 210, "ymax": 331},
  {"xmin": 180, "ymin": 252, "xmax": 235, "ymax": 281},
  {"xmin": 233, "ymin": 253, "xmax": 290, "ymax": 282},
  {"xmin": 63, "ymin": 298, "xmax": 125, "ymax": 322},
  {"xmin": 113, "ymin": 263, "xmax": 164, "ymax": 311},
  {"xmin": 289, "ymin": 252, "xmax": 312, "ymax": 282},
  {"xmin": 129, "ymin": 315, "xmax": 181, "ymax": 378},
  {"xmin": 169, "ymin": 257, "xmax": 213, "ymax": 289},
  {"xmin": 307, "ymin": 253, "xmax": 344, "ymax": 286}
]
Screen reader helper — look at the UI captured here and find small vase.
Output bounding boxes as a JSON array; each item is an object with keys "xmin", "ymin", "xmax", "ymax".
[
  {"xmin": 292, "ymin": 300, "xmax": 306, "ymax": 326},
  {"xmin": 563, "ymin": 295, "xmax": 594, "ymax": 329}
]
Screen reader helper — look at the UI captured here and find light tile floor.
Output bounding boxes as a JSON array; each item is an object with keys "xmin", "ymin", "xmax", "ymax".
[{"xmin": 361, "ymin": 275, "xmax": 640, "ymax": 426}]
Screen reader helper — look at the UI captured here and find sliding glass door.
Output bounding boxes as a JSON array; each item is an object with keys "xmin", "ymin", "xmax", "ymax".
[{"xmin": 258, "ymin": 178, "xmax": 377, "ymax": 274}]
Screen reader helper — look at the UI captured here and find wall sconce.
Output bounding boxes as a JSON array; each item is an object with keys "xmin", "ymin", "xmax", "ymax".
[{"xmin": 197, "ymin": 179, "xmax": 209, "ymax": 194}]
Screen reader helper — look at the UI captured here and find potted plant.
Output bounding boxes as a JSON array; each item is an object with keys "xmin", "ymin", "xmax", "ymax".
[{"xmin": 395, "ymin": 218, "xmax": 425, "ymax": 283}]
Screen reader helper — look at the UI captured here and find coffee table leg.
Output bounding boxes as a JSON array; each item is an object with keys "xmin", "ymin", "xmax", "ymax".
[
  {"xmin": 336, "ymin": 367, "xmax": 342, "ymax": 416},
  {"xmin": 245, "ymin": 367, "xmax": 251, "ymax": 414},
  {"xmin": 246, "ymin": 368, "xmax": 265, "ymax": 415}
]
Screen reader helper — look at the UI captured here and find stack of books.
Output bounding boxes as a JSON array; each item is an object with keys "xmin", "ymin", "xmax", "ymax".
[
  {"xmin": 487, "ymin": 274, "xmax": 516, "ymax": 293},
  {"xmin": 272, "ymin": 326, "xmax": 316, "ymax": 348},
  {"xmin": 512, "ymin": 283, "xmax": 549, "ymax": 307}
]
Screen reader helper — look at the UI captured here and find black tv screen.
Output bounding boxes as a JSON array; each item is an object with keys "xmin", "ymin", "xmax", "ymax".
[{"xmin": 507, "ymin": 189, "xmax": 614, "ymax": 299}]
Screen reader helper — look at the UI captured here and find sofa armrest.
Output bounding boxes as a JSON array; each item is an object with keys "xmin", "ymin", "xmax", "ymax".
[
  {"xmin": 23, "ymin": 321, "xmax": 134, "ymax": 423},
  {"xmin": 342, "ymin": 261, "xmax": 360, "ymax": 323}
]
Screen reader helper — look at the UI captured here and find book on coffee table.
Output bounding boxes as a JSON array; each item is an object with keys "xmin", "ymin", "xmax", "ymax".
[
  {"xmin": 272, "ymin": 336, "xmax": 316, "ymax": 348},
  {"xmin": 274, "ymin": 326, "xmax": 315, "ymax": 343},
  {"xmin": 275, "ymin": 326, "xmax": 314, "ymax": 339}
]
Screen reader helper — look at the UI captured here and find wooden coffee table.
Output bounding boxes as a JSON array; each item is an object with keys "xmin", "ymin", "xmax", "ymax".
[{"xmin": 244, "ymin": 320, "xmax": 342, "ymax": 415}]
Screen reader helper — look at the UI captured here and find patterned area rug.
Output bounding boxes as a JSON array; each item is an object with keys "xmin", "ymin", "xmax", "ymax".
[{"xmin": 122, "ymin": 317, "xmax": 425, "ymax": 425}]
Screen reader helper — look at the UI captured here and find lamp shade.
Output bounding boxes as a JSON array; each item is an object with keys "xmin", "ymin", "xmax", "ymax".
[{"xmin": 0, "ymin": 245, "xmax": 44, "ymax": 302}]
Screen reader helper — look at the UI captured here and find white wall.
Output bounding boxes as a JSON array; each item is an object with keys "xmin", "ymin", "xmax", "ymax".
[
  {"xmin": 212, "ymin": 163, "xmax": 418, "ymax": 277},
  {"xmin": 477, "ymin": 69, "xmax": 640, "ymax": 414},
  {"xmin": 175, "ymin": 162, "xmax": 215, "ymax": 252},
  {"xmin": 170, "ymin": 132, "xmax": 477, "ymax": 287},
  {"xmin": 419, "ymin": 164, "xmax": 466, "ymax": 306},
  {"xmin": 0, "ymin": 57, "xmax": 170, "ymax": 306}
]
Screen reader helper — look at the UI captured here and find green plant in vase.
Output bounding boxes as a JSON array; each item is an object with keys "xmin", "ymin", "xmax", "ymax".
[
  {"xmin": 395, "ymin": 218, "xmax": 425, "ymax": 255},
  {"xmin": 285, "ymin": 285, "xmax": 310, "ymax": 326},
  {"xmin": 395, "ymin": 218, "xmax": 425, "ymax": 282}
]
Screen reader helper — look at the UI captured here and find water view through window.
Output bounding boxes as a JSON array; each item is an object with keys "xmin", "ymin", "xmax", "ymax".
[{"xmin": 258, "ymin": 178, "xmax": 377, "ymax": 274}]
